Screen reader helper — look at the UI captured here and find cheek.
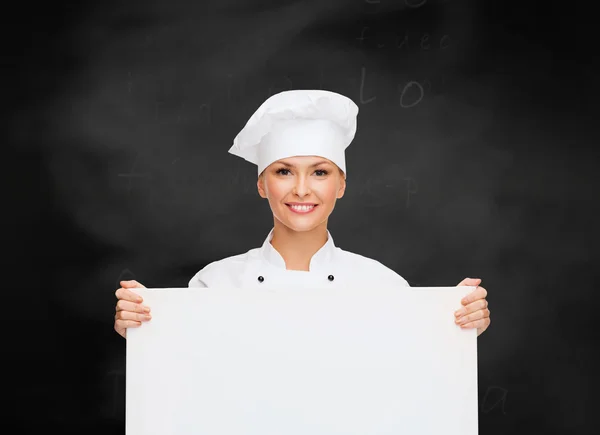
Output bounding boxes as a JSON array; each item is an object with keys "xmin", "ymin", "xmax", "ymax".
[
  {"xmin": 264, "ymin": 178, "xmax": 288, "ymax": 202},
  {"xmin": 313, "ymin": 182, "xmax": 340, "ymax": 203},
  {"xmin": 263, "ymin": 177, "xmax": 341, "ymax": 205}
]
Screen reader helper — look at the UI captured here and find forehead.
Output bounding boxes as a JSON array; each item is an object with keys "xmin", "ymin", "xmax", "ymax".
[{"xmin": 274, "ymin": 156, "xmax": 334, "ymax": 166}]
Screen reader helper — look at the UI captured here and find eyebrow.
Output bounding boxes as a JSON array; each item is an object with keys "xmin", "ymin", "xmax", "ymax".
[{"xmin": 276, "ymin": 160, "xmax": 331, "ymax": 168}]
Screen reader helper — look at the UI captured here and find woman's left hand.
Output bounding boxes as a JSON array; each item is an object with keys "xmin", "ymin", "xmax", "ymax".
[{"xmin": 454, "ymin": 278, "xmax": 491, "ymax": 337}]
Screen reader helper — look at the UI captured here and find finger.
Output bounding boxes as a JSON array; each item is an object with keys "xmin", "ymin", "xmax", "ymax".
[
  {"xmin": 116, "ymin": 299, "xmax": 151, "ymax": 313},
  {"xmin": 115, "ymin": 310, "xmax": 152, "ymax": 322},
  {"xmin": 479, "ymin": 316, "xmax": 492, "ymax": 335},
  {"xmin": 115, "ymin": 287, "xmax": 143, "ymax": 303},
  {"xmin": 115, "ymin": 319, "xmax": 142, "ymax": 329},
  {"xmin": 460, "ymin": 317, "xmax": 491, "ymax": 333},
  {"xmin": 120, "ymin": 280, "xmax": 146, "ymax": 289},
  {"xmin": 114, "ymin": 324, "xmax": 127, "ymax": 339},
  {"xmin": 456, "ymin": 308, "xmax": 490, "ymax": 325},
  {"xmin": 455, "ymin": 298, "xmax": 488, "ymax": 317},
  {"xmin": 456, "ymin": 277, "xmax": 482, "ymax": 287},
  {"xmin": 460, "ymin": 286, "xmax": 487, "ymax": 305},
  {"xmin": 115, "ymin": 320, "xmax": 142, "ymax": 335}
]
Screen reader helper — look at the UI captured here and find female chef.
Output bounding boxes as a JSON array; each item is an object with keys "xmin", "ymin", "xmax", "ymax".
[{"xmin": 114, "ymin": 90, "xmax": 491, "ymax": 338}]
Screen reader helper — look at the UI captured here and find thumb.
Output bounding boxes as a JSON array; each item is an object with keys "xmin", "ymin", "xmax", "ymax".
[{"xmin": 457, "ymin": 277, "xmax": 481, "ymax": 287}]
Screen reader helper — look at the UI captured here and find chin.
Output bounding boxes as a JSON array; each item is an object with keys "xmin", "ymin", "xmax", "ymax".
[
  {"xmin": 275, "ymin": 211, "xmax": 328, "ymax": 233},
  {"xmin": 284, "ymin": 222, "xmax": 321, "ymax": 232}
]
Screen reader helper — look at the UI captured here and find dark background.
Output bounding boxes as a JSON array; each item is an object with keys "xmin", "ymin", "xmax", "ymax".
[{"xmin": 8, "ymin": 0, "xmax": 597, "ymax": 434}]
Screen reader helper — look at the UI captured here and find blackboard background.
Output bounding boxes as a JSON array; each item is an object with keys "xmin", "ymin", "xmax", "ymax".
[{"xmin": 7, "ymin": 0, "xmax": 598, "ymax": 434}]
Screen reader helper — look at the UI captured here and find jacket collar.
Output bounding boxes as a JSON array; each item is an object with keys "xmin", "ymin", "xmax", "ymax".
[{"xmin": 260, "ymin": 228, "xmax": 336, "ymax": 272}]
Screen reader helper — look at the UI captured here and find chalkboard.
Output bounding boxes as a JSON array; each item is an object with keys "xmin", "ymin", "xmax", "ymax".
[{"xmin": 9, "ymin": 1, "xmax": 597, "ymax": 434}]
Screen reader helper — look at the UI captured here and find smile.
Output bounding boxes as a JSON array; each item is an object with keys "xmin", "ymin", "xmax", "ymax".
[{"xmin": 286, "ymin": 204, "xmax": 317, "ymax": 214}]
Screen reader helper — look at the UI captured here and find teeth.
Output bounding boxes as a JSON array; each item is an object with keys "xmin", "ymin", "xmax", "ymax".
[{"xmin": 290, "ymin": 205, "xmax": 314, "ymax": 212}]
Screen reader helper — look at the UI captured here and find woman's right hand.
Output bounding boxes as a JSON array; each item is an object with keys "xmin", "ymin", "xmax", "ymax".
[{"xmin": 114, "ymin": 280, "xmax": 151, "ymax": 338}]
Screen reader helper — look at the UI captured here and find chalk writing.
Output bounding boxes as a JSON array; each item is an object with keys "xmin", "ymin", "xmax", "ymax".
[
  {"xmin": 405, "ymin": 0, "xmax": 428, "ymax": 8},
  {"xmin": 422, "ymin": 78, "xmax": 432, "ymax": 93},
  {"xmin": 126, "ymin": 66, "xmax": 448, "ymax": 125},
  {"xmin": 481, "ymin": 385, "xmax": 508, "ymax": 414},
  {"xmin": 440, "ymin": 34, "xmax": 450, "ymax": 49},
  {"xmin": 118, "ymin": 154, "xmax": 150, "ymax": 195},
  {"xmin": 357, "ymin": 30, "xmax": 451, "ymax": 50},
  {"xmin": 399, "ymin": 81, "xmax": 424, "ymax": 108},
  {"xmin": 397, "ymin": 31, "xmax": 409, "ymax": 50},
  {"xmin": 359, "ymin": 66, "xmax": 376, "ymax": 104},
  {"xmin": 420, "ymin": 33, "xmax": 431, "ymax": 50},
  {"xmin": 403, "ymin": 177, "xmax": 418, "ymax": 208},
  {"xmin": 396, "ymin": 31, "xmax": 450, "ymax": 51},
  {"xmin": 356, "ymin": 27, "xmax": 369, "ymax": 46},
  {"xmin": 420, "ymin": 75, "xmax": 447, "ymax": 95},
  {"xmin": 351, "ymin": 171, "xmax": 419, "ymax": 209}
]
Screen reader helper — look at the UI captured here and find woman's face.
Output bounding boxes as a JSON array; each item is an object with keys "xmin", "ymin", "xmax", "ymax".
[{"xmin": 257, "ymin": 156, "xmax": 346, "ymax": 233}]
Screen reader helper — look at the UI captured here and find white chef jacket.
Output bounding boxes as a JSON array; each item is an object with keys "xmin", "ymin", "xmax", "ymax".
[{"xmin": 188, "ymin": 228, "xmax": 410, "ymax": 289}]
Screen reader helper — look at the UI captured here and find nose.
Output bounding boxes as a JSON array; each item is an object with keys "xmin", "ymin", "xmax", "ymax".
[{"xmin": 292, "ymin": 175, "xmax": 311, "ymax": 197}]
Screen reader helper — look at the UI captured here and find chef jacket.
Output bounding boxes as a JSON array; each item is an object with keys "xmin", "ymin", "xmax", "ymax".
[{"xmin": 188, "ymin": 228, "xmax": 410, "ymax": 289}]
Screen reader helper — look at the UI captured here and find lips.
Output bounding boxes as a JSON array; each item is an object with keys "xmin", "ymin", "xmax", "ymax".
[{"xmin": 286, "ymin": 203, "xmax": 318, "ymax": 214}]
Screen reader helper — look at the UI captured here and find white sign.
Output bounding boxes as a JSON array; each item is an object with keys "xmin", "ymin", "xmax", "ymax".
[{"xmin": 126, "ymin": 286, "xmax": 478, "ymax": 434}]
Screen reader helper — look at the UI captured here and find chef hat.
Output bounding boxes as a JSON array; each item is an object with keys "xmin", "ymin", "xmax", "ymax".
[{"xmin": 228, "ymin": 89, "xmax": 359, "ymax": 177}]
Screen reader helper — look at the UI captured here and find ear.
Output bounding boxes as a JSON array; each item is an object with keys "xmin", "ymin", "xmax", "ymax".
[
  {"xmin": 336, "ymin": 175, "xmax": 346, "ymax": 199},
  {"xmin": 257, "ymin": 174, "xmax": 267, "ymax": 198}
]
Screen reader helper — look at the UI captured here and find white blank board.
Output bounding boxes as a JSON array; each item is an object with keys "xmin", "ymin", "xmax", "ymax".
[{"xmin": 126, "ymin": 286, "xmax": 478, "ymax": 435}]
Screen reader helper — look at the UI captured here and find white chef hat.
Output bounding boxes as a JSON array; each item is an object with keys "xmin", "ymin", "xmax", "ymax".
[{"xmin": 228, "ymin": 89, "xmax": 359, "ymax": 177}]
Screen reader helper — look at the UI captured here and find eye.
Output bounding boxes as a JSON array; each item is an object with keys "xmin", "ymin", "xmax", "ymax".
[
  {"xmin": 275, "ymin": 168, "xmax": 291, "ymax": 175},
  {"xmin": 315, "ymin": 169, "xmax": 329, "ymax": 176}
]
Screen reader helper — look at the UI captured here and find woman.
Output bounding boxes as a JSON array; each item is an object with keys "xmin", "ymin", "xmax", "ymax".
[{"xmin": 114, "ymin": 90, "xmax": 491, "ymax": 338}]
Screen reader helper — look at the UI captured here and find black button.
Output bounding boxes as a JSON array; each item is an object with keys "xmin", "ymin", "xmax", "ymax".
[
  {"xmin": 328, "ymin": 275, "xmax": 334, "ymax": 281},
  {"xmin": 258, "ymin": 276, "xmax": 264, "ymax": 283}
]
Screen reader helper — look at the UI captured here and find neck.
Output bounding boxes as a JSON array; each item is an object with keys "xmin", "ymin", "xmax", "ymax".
[{"xmin": 270, "ymin": 219, "xmax": 329, "ymax": 271}]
